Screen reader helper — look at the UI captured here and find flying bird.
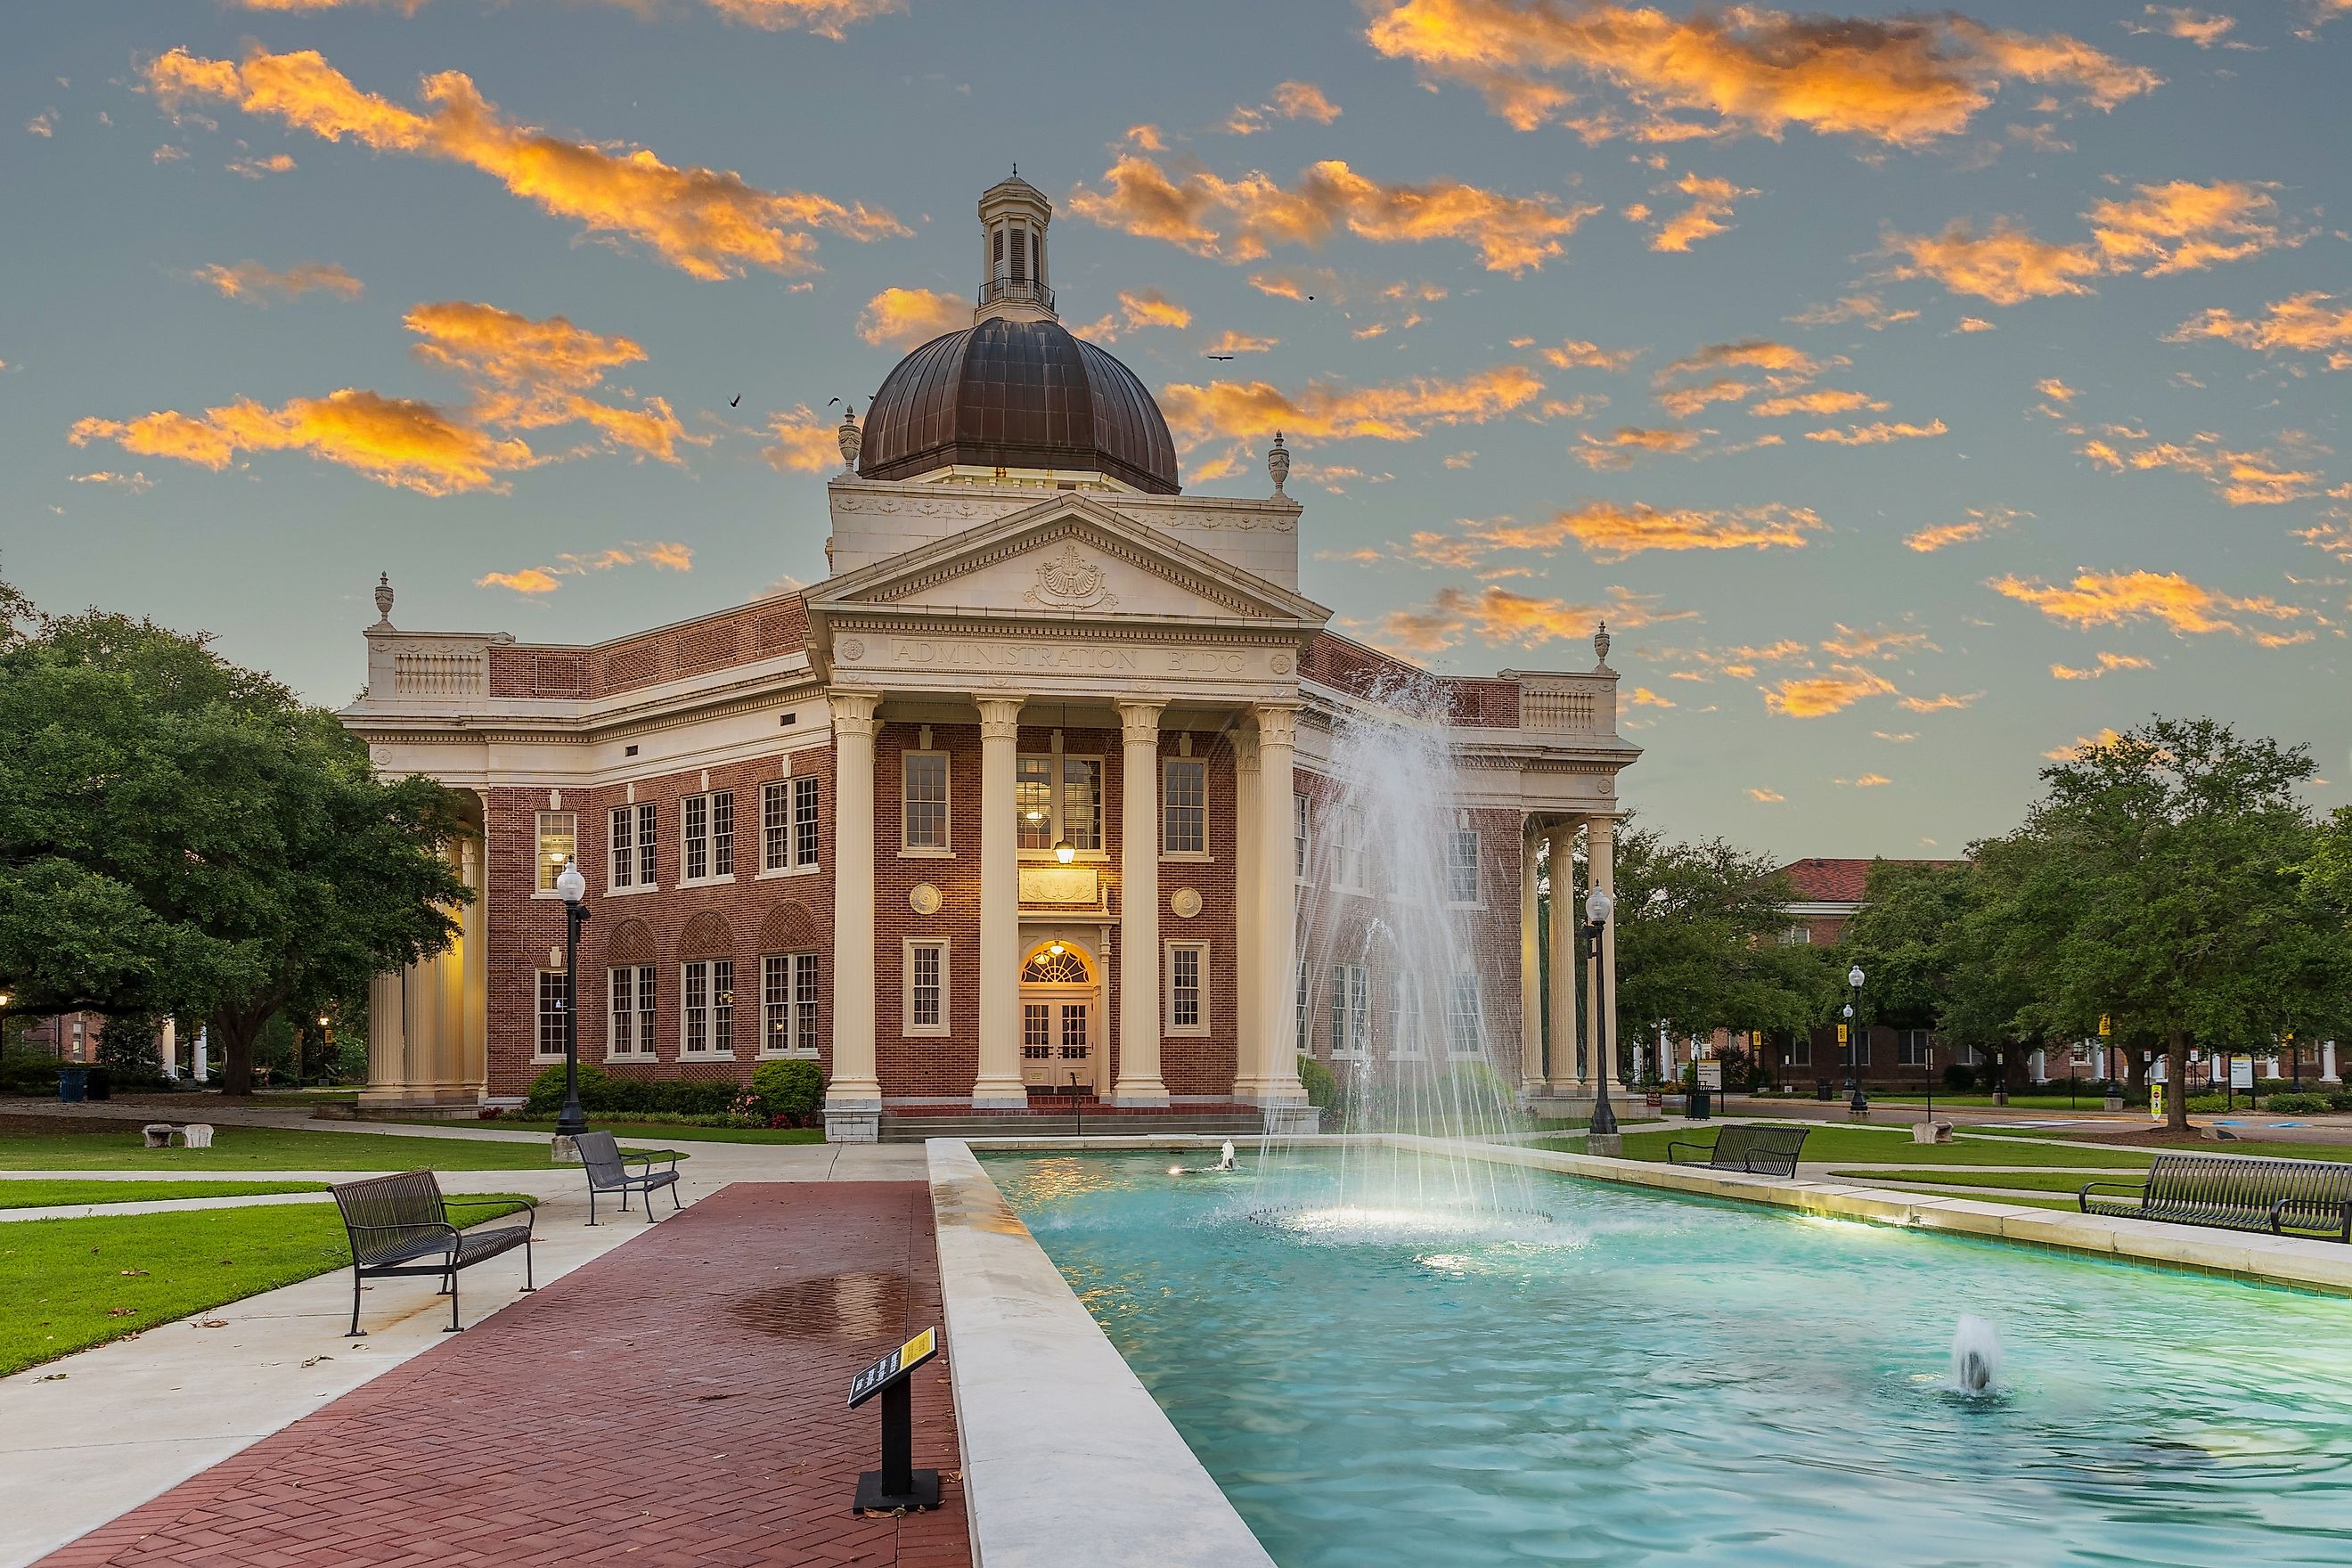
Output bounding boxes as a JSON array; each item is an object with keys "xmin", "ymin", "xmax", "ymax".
[
  {"xmin": 1205, "ymin": 354, "xmax": 1235, "ymax": 361},
  {"xmin": 729, "ymin": 395, "xmax": 740, "ymax": 407}
]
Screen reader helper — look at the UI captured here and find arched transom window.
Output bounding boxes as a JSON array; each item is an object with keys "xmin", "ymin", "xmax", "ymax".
[{"xmin": 1021, "ymin": 945, "xmax": 1091, "ymax": 984}]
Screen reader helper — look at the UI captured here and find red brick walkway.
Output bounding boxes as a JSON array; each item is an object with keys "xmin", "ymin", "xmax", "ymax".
[{"xmin": 40, "ymin": 1183, "xmax": 969, "ymax": 1568}]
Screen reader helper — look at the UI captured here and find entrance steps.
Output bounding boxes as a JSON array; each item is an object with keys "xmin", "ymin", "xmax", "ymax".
[{"xmin": 878, "ymin": 1102, "xmax": 1280, "ymax": 1144}]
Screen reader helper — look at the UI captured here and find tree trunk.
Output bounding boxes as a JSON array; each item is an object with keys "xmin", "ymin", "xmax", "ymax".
[
  {"xmin": 2167, "ymin": 1026, "xmax": 2190, "ymax": 1132},
  {"xmin": 208, "ymin": 1007, "xmax": 269, "ymax": 1097}
]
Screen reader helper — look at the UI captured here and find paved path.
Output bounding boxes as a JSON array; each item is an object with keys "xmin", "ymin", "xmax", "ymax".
[{"xmin": 32, "ymin": 1182, "xmax": 968, "ymax": 1568}]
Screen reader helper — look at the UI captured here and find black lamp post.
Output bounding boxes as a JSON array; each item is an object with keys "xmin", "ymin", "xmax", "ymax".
[
  {"xmin": 1583, "ymin": 886, "xmax": 1618, "ymax": 1138},
  {"xmin": 556, "ymin": 858, "xmax": 591, "ymax": 1140},
  {"xmin": 1846, "ymin": 964, "xmax": 1868, "ymax": 1116}
]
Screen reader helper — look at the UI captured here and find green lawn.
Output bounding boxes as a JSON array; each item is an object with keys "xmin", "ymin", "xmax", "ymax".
[
  {"xmin": 393, "ymin": 1116, "xmax": 823, "ymax": 1146},
  {"xmin": 1893, "ymin": 1188, "xmax": 2085, "ymax": 1213},
  {"xmin": 0, "ymin": 1125, "xmax": 675, "ymax": 1172},
  {"xmin": 1536, "ymin": 1123, "xmax": 2159, "ymax": 1169},
  {"xmin": 0, "ymin": 1179, "xmax": 331, "ymax": 1209},
  {"xmin": 1827, "ymin": 1167, "xmax": 2139, "ymax": 1194},
  {"xmin": 0, "ymin": 1195, "xmax": 534, "ymax": 1376}
]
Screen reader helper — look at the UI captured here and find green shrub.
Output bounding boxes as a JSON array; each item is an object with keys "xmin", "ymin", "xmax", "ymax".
[
  {"xmin": 2261, "ymin": 1092, "xmax": 2329, "ymax": 1115},
  {"xmin": 1941, "ymin": 1063, "xmax": 1977, "ymax": 1092},
  {"xmin": 1296, "ymin": 1053, "xmax": 1337, "ymax": 1109},
  {"xmin": 0, "ymin": 1058, "xmax": 61, "ymax": 1096},
  {"xmin": 521, "ymin": 1064, "xmax": 743, "ymax": 1118},
  {"xmin": 2330, "ymin": 1091, "xmax": 2352, "ymax": 1114},
  {"xmin": 751, "ymin": 1058, "xmax": 824, "ymax": 1123}
]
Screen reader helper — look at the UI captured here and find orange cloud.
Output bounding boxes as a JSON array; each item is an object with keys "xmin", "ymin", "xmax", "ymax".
[
  {"xmin": 1804, "ymin": 419, "xmax": 1948, "ymax": 445},
  {"xmin": 1991, "ymin": 568, "xmax": 2312, "ymax": 636},
  {"xmin": 1746, "ymin": 787, "xmax": 1784, "ymax": 803},
  {"xmin": 193, "ymin": 259, "xmax": 364, "ymax": 303},
  {"xmin": 856, "ymin": 286, "xmax": 968, "ymax": 348},
  {"xmin": 1647, "ymin": 172, "xmax": 1756, "ymax": 252},
  {"xmin": 1361, "ymin": 0, "xmax": 2157, "ymax": 144},
  {"xmin": 404, "ymin": 299, "xmax": 690, "ymax": 461},
  {"xmin": 1956, "ymin": 315, "xmax": 1996, "ymax": 332},
  {"xmin": 1838, "ymin": 773, "xmax": 1894, "ymax": 788},
  {"xmin": 1371, "ymin": 583, "xmax": 1690, "ymax": 656},
  {"xmin": 2126, "ymin": 7, "xmax": 2238, "ymax": 47},
  {"xmin": 71, "ymin": 389, "xmax": 533, "ymax": 496},
  {"xmin": 1628, "ymin": 686, "xmax": 1675, "ymax": 707},
  {"xmin": 1159, "ymin": 363, "xmax": 1545, "ymax": 446},
  {"xmin": 2086, "ymin": 179, "xmax": 2291, "ymax": 276},
  {"xmin": 1764, "ymin": 666, "xmax": 1898, "ymax": 717},
  {"xmin": 2050, "ymin": 650, "xmax": 2155, "ymax": 680},
  {"xmin": 2168, "ymin": 292, "xmax": 2352, "ymax": 368},
  {"xmin": 1203, "ymin": 330, "xmax": 1278, "ymax": 355},
  {"xmin": 1749, "ymin": 388, "xmax": 1885, "ymax": 418},
  {"xmin": 1229, "ymin": 80, "xmax": 1346, "ymax": 133},
  {"xmin": 1422, "ymin": 500, "xmax": 1824, "ymax": 562},
  {"xmin": 2045, "ymin": 727, "xmax": 2126, "ymax": 761},
  {"xmin": 1541, "ymin": 338, "xmax": 1640, "ymax": 371},
  {"xmin": 762, "ymin": 404, "xmax": 843, "ymax": 472},
  {"xmin": 145, "ymin": 46, "xmax": 904, "ymax": 280},
  {"xmin": 1904, "ymin": 504, "xmax": 2026, "ymax": 552},
  {"xmin": 2078, "ymin": 427, "xmax": 2324, "ymax": 506},
  {"xmin": 1661, "ymin": 339, "xmax": 1824, "ymax": 380},
  {"xmin": 1655, "ymin": 379, "xmax": 1751, "ymax": 418},
  {"xmin": 233, "ymin": 0, "xmax": 902, "ymax": 37},
  {"xmin": 1882, "ymin": 219, "xmax": 2103, "ymax": 305},
  {"xmin": 1079, "ymin": 288, "xmax": 1194, "ymax": 341},
  {"xmin": 1786, "ymin": 294, "xmax": 1920, "ymax": 330},
  {"xmin": 1066, "ymin": 154, "xmax": 1600, "ymax": 273},
  {"xmin": 477, "ymin": 538, "xmax": 694, "ymax": 595},
  {"xmin": 1573, "ymin": 426, "xmax": 1703, "ymax": 469}
]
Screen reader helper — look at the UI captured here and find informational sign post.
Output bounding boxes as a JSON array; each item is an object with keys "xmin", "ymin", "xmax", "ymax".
[
  {"xmin": 1695, "ymin": 1060, "xmax": 1723, "ymax": 1092},
  {"xmin": 848, "ymin": 1327, "xmax": 942, "ymax": 1513},
  {"xmin": 2151, "ymin": 1083, "xmax": 2166, "ymax": 1123}
]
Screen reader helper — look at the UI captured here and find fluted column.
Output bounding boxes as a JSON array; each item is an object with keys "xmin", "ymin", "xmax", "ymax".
[
  {"xmin": 159, "ymin": 1017, "xmax": 179, "ymax": 1081},
  {"xmin": 1546, "ymin": 821, "xmax": 1580, "ymax": 1091},
  {"xmin": 1518, "ymin": 818, "xmax": 1543, "ymax": 1095},
  {"xmin": 972, "ymin": 696, "xmax": 1029, "ymax": 1107},
  {"xmin": 1588, "ymin": 814, "xmax": 1622, "ymax": 1093},
  {"xmin": 1247, "ymin": 704, "xmax": 1306, "ymax": 1104},
  {"xmin": 1231, "ymin": 726, "xmax": 1262, "ymax": 1099},
  {"xmin": 1113, "ymin": 700, "xmax": 1170, "ymax": 1105},
  {"xmin": 825, "ymin": 693, "xmax": 883, "ymax": 1124}
]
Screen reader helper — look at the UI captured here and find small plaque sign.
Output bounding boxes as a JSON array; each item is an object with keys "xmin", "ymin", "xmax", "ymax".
[
  {"xmin": 1695, "ymin": 1060, "xmax": 1723, "ymax": 1091},
  {"xmin": 849, "ymin": 1327, "xmax": 937, "ymax": 1409}
]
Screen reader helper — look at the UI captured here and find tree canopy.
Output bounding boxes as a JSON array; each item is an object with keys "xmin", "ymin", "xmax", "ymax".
[{"xmin": 0, "ymin": 577, "xmax": 470, "ymax": 1091}]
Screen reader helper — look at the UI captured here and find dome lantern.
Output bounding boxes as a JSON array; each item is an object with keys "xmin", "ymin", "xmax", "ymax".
[{"xmin": 977, "ymin": 168, "xmax": 1055, "ymax": 323}]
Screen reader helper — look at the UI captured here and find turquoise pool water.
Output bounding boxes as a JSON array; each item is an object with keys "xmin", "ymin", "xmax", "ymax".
[{"xmin": 987, "ymin": 1151, "xmax": 2352, "ymax": 1567}]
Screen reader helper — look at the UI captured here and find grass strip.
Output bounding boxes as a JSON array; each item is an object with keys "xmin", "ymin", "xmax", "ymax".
[
  {"xmin": 0, "ymin": 1126, "xmax": 678, "ymax": 1172},
  {"xmin": 1825, "ymin": 1167, "xmax": 2140, "ymax": 1193},
  {"xmin": 391, "ymin": 1116, "xmax": 822, "ymax": 1146},
  {"xmin": 0, "ymin": 1179, "xmax": 331, "ymax": 1210},
  {"xmin": 1570, "ymin": 1124, "xmax": 2157, "ymax": 1169},
  {"xmin": 0, "ymin": 1195, "xmax": 534, "ymax": 1376}
]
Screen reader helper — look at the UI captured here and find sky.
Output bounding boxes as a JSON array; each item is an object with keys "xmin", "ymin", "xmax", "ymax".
[{"xmin": 5, "ymin": 0, "xmax": 2350, "ymax": 861}]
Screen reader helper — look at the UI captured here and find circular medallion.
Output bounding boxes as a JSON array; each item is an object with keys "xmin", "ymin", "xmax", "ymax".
[
  {"xmin": 1269, "ymin": 654, "xmax": 1293, "ymax": 675},
  {"xmin": 909, "ymin": 883, "xmax": 943, "ymax": 916},
  {"xmin": 839, "ymin": 638, "xmax": 865, "ymax": 661},
  {"xmin": 1171, "ymin": 887, "xmax": 1203, "ymax": 919}
]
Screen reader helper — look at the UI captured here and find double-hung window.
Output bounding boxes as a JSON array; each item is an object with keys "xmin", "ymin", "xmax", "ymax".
[
  {"xmin": 761, "ymin": 951, "xmax": 820, "ymax": 1056},
  {"xmin": 1295, "ymin": 962, "xmax": 1311, "ymax": 1056},
  {"xmin": 905, "ymin": 940, "xmax": 949, "ymax": 1035},
  {"xmin": 535, "ymin": 972, "xmax": 567, "ymax": 1059},
  {"xmin": 903, "ymin": 752, "xmax": 950, "ymax": 852},
  {"xmin": 1899, "ymin": 1028, "xmax": 1932, "ymax": 1068},
  {"xmin": 1162, "ymin": 758, "xmax": 1207, "ymax": 856},
  {"xmin": 762, "ymin": 777, "xmax": 822, "ymax": 873},
  {"xmin": 1016, "ymin": 754, "xmax": 1104, "ymax": 853},
  {"xmin": 608, "ymin": 966, "xmax": 656, "ymax": 1058},
  {"xmin": 681, "ymin": 791, "xmax": 732, "ymax": 883},
  {"xmin": 1444, "ymin": 972, "xmax": 1485, "ymax": 1057},
  {"xmin": 1329, "ymin": 809, "xmax": 1365, "ymax": 892},
  {"xmin": 610, "ymin": 802, "xmax": 657, "ymax": 891},
  {"xmin": 1387, "ymin": 971, "xmax": 1425, "ymax": 1060},
  {"xmin": 1166, "ymin": 942, "xmax": 1208, "ymax": 1034},
  {"xmin": 534, "ymin": 812, "xmax": 576, "ymax": 893},
  {"xmin": 1293, "ymin": 794, "xmax": 1311, "ymax": 881},
  {"xmin": 681, "ymin": 959, "xmax": 733, "ymax": 1056},
  {"xmin": 1446, "ymin": 829, "xmax": 1482, "ymax": 905},
  {"xmin": 1330, "ymin": 965, "xmax": 1369, "ymax": 1058}
]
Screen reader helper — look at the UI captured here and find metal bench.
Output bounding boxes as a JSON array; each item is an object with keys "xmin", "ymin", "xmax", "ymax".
[
  {"xmin": 330, "ymin": 1171, "xmax": 535, "ymax": 1335},
  {"xmin": 1666, "ymin": 1123, "xmax": 1811, "ymax": 1177},
  {"xmin": 2079, "ymin": 1152, "xmax": 2352, "ymax": 1242},
  {"xmin": 575, "ymin": 1130, "xmax": 682, "ymax": 1225}
]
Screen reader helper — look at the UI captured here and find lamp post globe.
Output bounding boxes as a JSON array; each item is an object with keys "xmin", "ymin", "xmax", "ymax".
[
  {"xmin": 555, "ymin": 859, "xmax": 592, "ymax": 1142},
  {"xmin": 1846, "ymin": 965, "xmax": 1868, "ymax": 1116},
  {"xmin": 1583, "ymin": 888, "xmax": 1619, "ymax": 1139}
]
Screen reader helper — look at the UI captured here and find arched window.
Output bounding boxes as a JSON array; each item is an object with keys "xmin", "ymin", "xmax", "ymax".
[{"xmin": 1021, "ymin": 946, "xmax": 1090, "ymax": 984}]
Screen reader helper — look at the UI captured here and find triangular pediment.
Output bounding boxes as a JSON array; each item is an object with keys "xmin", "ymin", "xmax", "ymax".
[{"xmin": 810, "ymin": 493, "xmax": 1327, "ymax": 629}]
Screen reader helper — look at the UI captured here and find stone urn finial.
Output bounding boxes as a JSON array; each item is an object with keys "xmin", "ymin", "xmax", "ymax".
[
  {"xmin": 1268, "ymin": 430, "xmax": 1290, "ymax": 495},
  {"xmin": 1593, "ymin": 619, "xmax": 1613, "ymax": 670},
  {"xmin": 373, "ymin": 571, "xmax": 395, "ymax": 627},
  {"xmin": 837, "ymin": 404, "xmax": 862, "ymax": 470}
]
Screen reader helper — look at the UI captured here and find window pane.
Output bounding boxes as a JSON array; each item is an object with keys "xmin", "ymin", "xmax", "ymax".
[
  {"xmin": 538, "ymin": 972, "xmax": 566, "ymax": 1058},
  {"xmin": 1172, "ymin": 946, "xmax": 1200, "ymax": 1028},
  {"xmin": 637, "ymin": 804, "xmax": 657, "ymax": 886},
  {"xmin": 608, "ymin": 967, "xmax": 633, "ymax": 1055},
  {"xmin": 1062, "ymin": 757, "xmax": 1103, "ymax": 851},
  {"xmin": 905, "ymin": 755, "xmax": 948, "ymax": 848},
  {"xmin": 1164, "ymin": 760, "xmax": 1205, "ymax": 854},
  {"xmin": 713, "ymin": 959, "xmax": 733, "ymax": 1047},
  {"xmin": 684, "ymin": 961, "xmax": 707, "ymax": 1052},
  {"xmin": 636, "ymin": 966, "xmax": 656, "ymax": 1056},
  {"xmin": 684, "ymin": 795, "xmax": 708, "ymax": 881},
  {"xmin": 1293, "ymin": 794, "xmax": 1309, "ymax": 879},
  {"xmin": 1449, "ymin": 829, "xmax": 1481, "ymax": 903},
  {"xmin": 1016, "ymin": 755, "xmax": 1055, "ymax": 849},
  {"xmin": 535, "ymin": 813, "xmax": 576, "ymax": 892},
  {"xmin": 763, "ymin": 953, "xmax": 789, "ymax": 1052},
  {"xmin": 610, "ymin": 807, "xmax": 634, "ymax": 888},
  {"xmin": 793, "ymin": 951, "xmax": 819, "ymax": 1050},
  {"xmin": 794, "ymin": 777, "xmax": 821, "ymax": 868},
  {"xmin": 763, "ymin": 781, "xmax": 788, "ymax": 872},
  {"xmin": 712, "ymin": 792, "xmax": 733, "ymax": 877},
  {"xmin": 1024, "ymin": 1003, "xmax": 1050, "ymax": 1059},
  {"xmin": 911, "ymin": 944, "xmax": 942, "ymax": 1026}
]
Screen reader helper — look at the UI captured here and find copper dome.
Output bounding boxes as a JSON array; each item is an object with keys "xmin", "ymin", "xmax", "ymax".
[{"xmin": 855, "ymin": 316, "xmax": 1181, "ymax": 494}]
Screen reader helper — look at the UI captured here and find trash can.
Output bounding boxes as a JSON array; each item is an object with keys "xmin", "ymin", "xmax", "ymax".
[
  {"xmin": 58, "ymin": 1066, "xmax": 88, "ymax": 1103},
  {"xmin": 1688, "ymin": 1086, "xmax": 1713, "ymax": 1120},
  {"xmin": 1816, "ymin": 1078, "xmax": 1834, "ymax": 1102},
  {"xmin": 86, "ymin": 1066, "xmax": 112, "ymax": 1101}
]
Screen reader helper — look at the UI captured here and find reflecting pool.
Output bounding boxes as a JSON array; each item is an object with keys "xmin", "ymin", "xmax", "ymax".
[{"xmin": 986, "ymin": 1150, "xmax": 2352, "ymax": 1567}]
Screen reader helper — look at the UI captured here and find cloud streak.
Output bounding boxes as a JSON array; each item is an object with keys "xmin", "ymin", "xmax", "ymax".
[
  {"xmin": 1159, "ymin": 363, "xmax": 1545, "ymax": 445},
  {"xmin": 1992, "ymin": 568, "xmax": 2313, "ymax": 636},
  {"xmin": 478, "ymin": 539, "xmax": 694, "ymax": 596},
  {"xmin": 856, "ymin": 287, "xmax": 968, "ymax": 347},
  {"xmin": 193, "ymin": 259, "xmax": 364, "ymax": 302}
]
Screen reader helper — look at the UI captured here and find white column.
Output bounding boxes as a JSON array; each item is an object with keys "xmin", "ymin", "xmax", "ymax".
[
  {"xmin": 2325, "ymin": 1041, "xmax": 2340, "ymax": 1083},
  {"xmin": 159, "ymin": 1017, "xmax": 178, "ymax": 1081},
  {"xmin": 363, "ymin": 970, "xmax": 404, "ymax": 1103},
  {"xmin": 825, "ymin": 692, "xmax": 883, "ymax": 1128},
  {"xmin": 1232, "ymin": 726, "xmax": 1262, "ymax": 1098},
  {"xmin": 1517, "ymin": 819, "xmax": 1542, "ymax": 1095},
  {"xmin": 1545, "ymin": 821, "xmax": 1578, "ymax": 1090},
  {"xmin": 972, "ymin": 697, "xmax": 1028, "ymax": 1107},
  {"xmin": 1113, "ymin": 699, "xmax": 1170, "ymax": 1106},
  {"xmin": 1246, "ymin": 704, "xmax": 1305, "ymax": 1104},
  {"xmin": 193, "ymin": 1025, "xmax": 209, "ymax": 1082},
  {"xmin": 1588, "ymin": 815, "xmax": 1622, "ymax": 1093}
]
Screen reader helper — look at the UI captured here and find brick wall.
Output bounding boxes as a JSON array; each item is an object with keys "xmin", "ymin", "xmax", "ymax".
[
  {"xmin": 1299, "ymin": 632, "xmax": 1520, "ymax": 729},
  {"xmin": 486, "ymin": 596, "xmax": 811, "ymax": 700}
]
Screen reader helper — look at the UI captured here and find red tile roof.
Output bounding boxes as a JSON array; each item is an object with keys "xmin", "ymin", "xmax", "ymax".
[{"xmin": 1778, "ymin": 857, "xmax": 1966, "ymax": 903}]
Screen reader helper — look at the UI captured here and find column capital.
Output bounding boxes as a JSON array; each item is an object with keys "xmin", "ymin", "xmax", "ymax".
[
  {"xmin": 1116, "ymin": 698, "xmax": 1165, "ymax": 745},
  {"xmin": 1233, "ymin": 727, "xmax": 1261, "ymax": 773},
  {"xmin": 1254, "ymin": 702, "xmax": 1300, "ymax": 747},
  {"xmin": 827, "ymin": 690, "xmax": 881, "ymax": 737},
  {"xmin": 974, "ymin": 695, "xmax": 1026, "ymax": 741}
]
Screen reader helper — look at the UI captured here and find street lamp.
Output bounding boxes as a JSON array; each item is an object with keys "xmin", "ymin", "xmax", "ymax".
[
  {"xmin": 555, "ymin": 859, "xmax": 591, "ymax": 1141},
  {"xmin": 1053, "ymin": 838, "xmax": 1076, "ymax": 865},
  {"xmin": 1846, "ymin": 964, "xmax": 1868, "ymax": 1116},
  {"xmin": 1583, "ymin": 887, "xmax": 1618, "ymax": 1138}
]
